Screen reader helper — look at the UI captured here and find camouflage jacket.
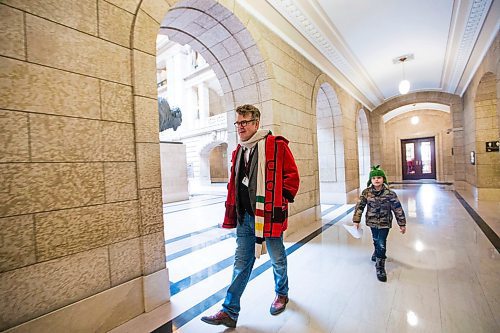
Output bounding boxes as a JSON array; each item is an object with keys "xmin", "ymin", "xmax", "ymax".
[{"xmin": 352, "ymin": 184, "xmax": 406, "ymax": 228}]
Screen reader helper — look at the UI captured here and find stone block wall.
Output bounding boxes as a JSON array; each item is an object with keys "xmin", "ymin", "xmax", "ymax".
[
  {"xmin": 461, "ymin": 34, "xmax": 499, "ymax": 200},
  {"xmin": 0, "ymin": 0, "xmax": 165, "ymax": 331}
]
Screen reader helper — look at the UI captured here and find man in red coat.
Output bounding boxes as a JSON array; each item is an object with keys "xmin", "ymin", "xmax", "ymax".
[{"xmin": 201, "ymin": 104, "xmax": 300, "ymax": 328}]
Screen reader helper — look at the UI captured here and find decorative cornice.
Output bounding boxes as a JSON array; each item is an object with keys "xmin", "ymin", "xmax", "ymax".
[
  {"xmin": 268, "ymin": 0, "xmax": 496, "ymax": 105},
  {"xmin": 268, "ymin": 0, "xmax": 349, "ymax": 72},
  {"xmin": 267, "ymin": 0, "xmax": 383, "ymax": 106},
  {"xmin": 445, "ymin": 0, "xmax": 493, "ymax": 93}
]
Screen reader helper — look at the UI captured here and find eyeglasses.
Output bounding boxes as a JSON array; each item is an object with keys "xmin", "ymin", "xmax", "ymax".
[{"xmin": 233, "ymin": 119, "xmax": 257, "ymax": 127}]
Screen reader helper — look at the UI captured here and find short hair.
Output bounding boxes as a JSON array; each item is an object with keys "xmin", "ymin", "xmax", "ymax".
[{"xmin": 236, "ymin": 104, "xmax": 260, "ymax": 121}]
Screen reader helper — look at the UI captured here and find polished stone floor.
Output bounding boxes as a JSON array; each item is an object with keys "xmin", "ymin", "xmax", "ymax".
[{"xmin": 110, "ymin": 184, "xmax": 500, "ymax": 333}]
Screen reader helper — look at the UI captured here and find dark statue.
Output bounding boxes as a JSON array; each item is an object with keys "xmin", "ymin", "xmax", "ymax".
[{"xmin": 158, "ymin": 98, "xmax": 182, "ymax": 132}]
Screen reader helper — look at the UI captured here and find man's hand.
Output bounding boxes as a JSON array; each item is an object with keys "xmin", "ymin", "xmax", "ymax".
[
  {"xmin": 400, "ymin": 226, "xmax": 406, "ymax": 234},
  {"xmin": 353, "ymin": 222, "xmax": 360, "ymax": 229}
]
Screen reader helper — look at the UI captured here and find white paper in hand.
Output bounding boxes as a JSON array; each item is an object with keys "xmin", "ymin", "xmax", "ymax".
[{"xmin": 343, "ymin": 224, "xmax": 363, "ymax": 239}]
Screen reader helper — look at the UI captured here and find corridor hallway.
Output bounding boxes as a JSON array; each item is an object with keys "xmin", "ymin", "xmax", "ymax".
[{"xmin": 111, "ymin": 184, "xmax": 500, "ymax": 333}]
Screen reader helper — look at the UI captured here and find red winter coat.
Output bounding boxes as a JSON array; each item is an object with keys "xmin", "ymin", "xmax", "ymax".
[{"xmin": 222, "ymin": 134, "xmax": 300, "ymax": 237}]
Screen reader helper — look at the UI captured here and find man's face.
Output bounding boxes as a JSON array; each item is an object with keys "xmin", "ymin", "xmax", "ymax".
[
  {"xmin": 371, "ymin": 176, "xmax": 384, "ymax": 187},
  {"xmin": 235, "ymin": 113, "xmax": 259, "ymax": 142}
]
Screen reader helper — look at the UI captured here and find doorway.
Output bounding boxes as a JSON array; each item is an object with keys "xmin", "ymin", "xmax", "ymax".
[{"xmin": 401, "ymin": 137, "xmax": 436, "ymax": 180}]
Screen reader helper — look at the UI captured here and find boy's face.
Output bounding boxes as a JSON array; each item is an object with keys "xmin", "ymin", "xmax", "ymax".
[{"xmin": 371, "ymin": 176, "xmax": 384, "ymax": 187}]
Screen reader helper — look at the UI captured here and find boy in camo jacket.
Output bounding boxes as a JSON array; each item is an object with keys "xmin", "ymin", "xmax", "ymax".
[{"xmin": 353, "ymin": 165, "xmax": 406, "ymax": 282}]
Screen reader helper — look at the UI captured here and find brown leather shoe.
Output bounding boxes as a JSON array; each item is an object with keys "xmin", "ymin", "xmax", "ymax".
[
  {"xmin": 201, "ymin": 310, "xmax": 237, "ymax": 328},
  {"xmin": 270, "ymin": 294, "xmax": 289, "ymax": 315}
]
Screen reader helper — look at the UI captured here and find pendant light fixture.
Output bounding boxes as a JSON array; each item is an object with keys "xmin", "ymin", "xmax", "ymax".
[
  {"xmin": 398, "ymin": 56, "xmax": 410, "ymax": 94},
  {"xmin": 393, "ymin": 54, "xmax": 414, "ymax": 95}
]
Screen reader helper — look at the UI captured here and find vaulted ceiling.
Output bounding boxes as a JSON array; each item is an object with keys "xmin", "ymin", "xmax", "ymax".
[{"xmin": 238, "ymin": 0, "xmax": 499, "ymax": 110}]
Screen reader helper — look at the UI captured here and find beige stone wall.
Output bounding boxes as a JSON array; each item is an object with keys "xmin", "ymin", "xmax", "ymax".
[
  {"xmin": 460, "ymin": 34, "xmax": 500, "ymax": 200},
  {"xmin": 382, "ymin": 110, "xmax": 453, "ymax": 182},
  {"xmin": 0, "ymin": 0, "xmax": 371, "ymax": 331}
]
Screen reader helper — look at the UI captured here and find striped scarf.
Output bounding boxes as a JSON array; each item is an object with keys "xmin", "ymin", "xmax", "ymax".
[
  {"xmin": 254, "ymin": 136, "xmax": 267, "ymax": 258},
  {"xmin": 240, "ymin": 129, "xmax": 269, "ymax": 258}
]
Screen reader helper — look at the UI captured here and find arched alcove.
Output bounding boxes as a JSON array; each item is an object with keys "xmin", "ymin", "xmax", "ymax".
[
  {"xmin": 314, "ymin": 82, "xmax": 346, "ymax": 205},
  {"xmin": 209, "ymin": 143, "xmax": 229, "ymax": 183},
  {"xmin": 199, "ymin": 138, "xmax": 229, "ymax": 184}
]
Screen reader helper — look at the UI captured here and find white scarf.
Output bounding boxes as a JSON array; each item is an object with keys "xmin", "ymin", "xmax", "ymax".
[{"xmin": 239, "ymin": 129, "xmax": 269, "ymax": 149}]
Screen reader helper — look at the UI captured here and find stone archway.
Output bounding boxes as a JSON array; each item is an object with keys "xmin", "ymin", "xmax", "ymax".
[
  {"xmin": 130, "ymin": 0, "xmax": 272, "ymax": 312},
  {"xmin": 356, "ymin": 108, "xmax": 370, "ymax": 189},
  {"xmin": 158, "ymin": 1, "xmax": 270, "ymax": 121},
  {"xmin": 371, "ymin": 92, "xmax": 463, "ymax": 185}
]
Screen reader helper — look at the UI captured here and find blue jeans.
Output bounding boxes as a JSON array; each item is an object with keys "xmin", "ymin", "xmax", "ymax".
[
  {"xmin": 370, "ymin": 227, "xmax": 390, "ymax": 259},
  {"xmin": 222, "ymin": 212, "xmax": 288, "ymax": 320}
]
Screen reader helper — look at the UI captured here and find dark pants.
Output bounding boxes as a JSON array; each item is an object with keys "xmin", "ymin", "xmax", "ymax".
[{"xmin": 370, "ymin": 227, "xmax": 390, "ymax": 259}]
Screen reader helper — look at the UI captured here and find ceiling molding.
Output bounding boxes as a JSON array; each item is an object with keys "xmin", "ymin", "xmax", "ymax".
[
  {"xmin": 267, "ymin": 0, "xmax": 383, "ymax": 106},
  {"xmin": 455, "ymin": 0, "xmax": 499, "ymax": 95},
  {"xmin": 298, "ymin": 0, "xmax": 385, "ymax": 102},
  {"xmin": 236, "ymin": 0, "xmax": 376, "ymax": 109},
  {"xmin": 442, "ymin": 0, "xmax": 495, "ymax": 93},
  {"xmin": 240, "ymin": 0, "xmax": 497, "ymax": 110}
]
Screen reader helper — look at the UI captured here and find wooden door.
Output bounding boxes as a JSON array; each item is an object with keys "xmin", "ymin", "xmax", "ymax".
[{"xmin": 401, "ymin": 137, "xmax": 436, "ymax": 180}]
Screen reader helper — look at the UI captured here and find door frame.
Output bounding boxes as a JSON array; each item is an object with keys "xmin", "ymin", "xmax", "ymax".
[{"xmin": 401, "ymin": 136, "xmax": 436, "ymax": 180}]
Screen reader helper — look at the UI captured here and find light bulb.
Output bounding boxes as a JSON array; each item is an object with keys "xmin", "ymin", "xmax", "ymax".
[{"xmin": 399, "ymin": 79, "xmax": 410, "ymax": 94}]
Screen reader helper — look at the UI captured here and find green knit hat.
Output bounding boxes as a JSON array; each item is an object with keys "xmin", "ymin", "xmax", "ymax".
[{"xmin": 367, "ymin": 165, "xmax": 387, "ymax": 187}]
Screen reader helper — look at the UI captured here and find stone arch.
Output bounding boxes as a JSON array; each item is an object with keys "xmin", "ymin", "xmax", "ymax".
[
  {"xmin": 370, "ymin": 91, "xmax": 463, "ymax": 184},
  {"xmin": 129, "ymin": 0, "xmax": 272, "ymax": 311},
  {"xmin": 158, "ymin": 1, "xmax": 271, "ymax": 118},
  {"xmin": 311, "ymin": 75, "xmax": 347, "ymax": 205},
  {"xmin": 382, "ymin": 103, "xmax": 450, "ymax": 123},
  {"xmin": 473, "ymin": 72, "xmax": 499, "ymax": 190},
  {"xmin": 356, "ymin": 108, "xmax": 371, "ymax": 189}
]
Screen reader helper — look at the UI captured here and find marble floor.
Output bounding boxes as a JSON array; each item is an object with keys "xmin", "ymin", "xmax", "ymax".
[{"xmin": 110, "ymin": 184, "xmax": 500, "ymax": 333}]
